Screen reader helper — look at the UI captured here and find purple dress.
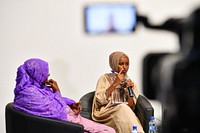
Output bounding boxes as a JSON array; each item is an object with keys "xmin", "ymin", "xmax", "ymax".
[{"xmin": 13, "ymin": 58, "xmax": 115, "ymax": 133}]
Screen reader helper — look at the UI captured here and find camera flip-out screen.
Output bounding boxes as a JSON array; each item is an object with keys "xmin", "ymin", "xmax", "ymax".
[{"xmin": 84, "ymin": 3, "xmax": 137, "ymax": 34}]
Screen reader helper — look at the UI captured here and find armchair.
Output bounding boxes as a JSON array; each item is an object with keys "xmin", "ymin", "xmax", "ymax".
[
  {"xmin": 5, "ymin": 102, "xmax": 84, "ymax": 133},
  {"xmin": 79, "ymin": 91, "xmax": 154, "ymax": 133}
]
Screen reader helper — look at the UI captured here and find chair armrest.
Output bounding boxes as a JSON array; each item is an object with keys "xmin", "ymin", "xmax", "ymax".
[
  {"xmin": 28, "ymin": 117, "xmax": 84, "ymax": 133},
  {"xmin": 6, "ymin": 102, "xmax": 84, "ymax": 133},
  {"xmin": 134, "ymin": 95, "xmax": 154, "ymax": 133},
  {"xmin": 79, "ymin": 91, "xmax": 95, "ymax": 120}
]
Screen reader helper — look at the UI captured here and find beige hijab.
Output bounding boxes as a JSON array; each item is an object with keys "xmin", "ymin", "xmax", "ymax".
[{"xmin": 109, "ymin": 51, "xmax": 129, "ymax": 73}]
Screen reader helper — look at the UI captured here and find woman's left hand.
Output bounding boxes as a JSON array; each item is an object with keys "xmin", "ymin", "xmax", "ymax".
[
  {"xmin": 126, "ymin": 79, "xmax": 135, "ymax": 107},
  {"xmin": 70, "ymin": 102, "xmax": 82, "ymax": 115},
  {"xmin": 126, "ymin": 79, "xmax": 134, "ymax": 88}
]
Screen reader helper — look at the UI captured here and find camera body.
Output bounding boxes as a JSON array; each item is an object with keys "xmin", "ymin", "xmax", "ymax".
[{"xmin": 142, "ymin": 7, "xmax": 200, "ymax": 133}]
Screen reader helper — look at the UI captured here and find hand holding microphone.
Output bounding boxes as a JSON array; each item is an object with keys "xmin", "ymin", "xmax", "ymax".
[
  {"xmin": 125, "ymin": 76, "xmax": 135, "ymax": 97},
  {"xmin": 115, "ymin": 68, "xmax": 135, "ymax": 98},
  {"xmin": 128, "ymin": 86, "xmax": 134, "ymax": 97}
]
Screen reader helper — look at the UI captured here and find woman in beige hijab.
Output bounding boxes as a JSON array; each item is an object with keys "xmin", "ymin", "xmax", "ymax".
[{"xmin": 92, "ymin": 51, "xmax": 144, "ymax": 133}]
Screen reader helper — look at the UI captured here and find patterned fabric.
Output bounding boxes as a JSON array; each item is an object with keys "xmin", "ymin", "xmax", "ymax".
[
  {"xmin": 66, "ymin": 106, "xmax": 115, "ymax": 133},
  {"xmin": 13, "ymin": 58, "xmax": 115, "ymax": 133},
  {"xmin": 13, "ymin": 58, "xmax": 72, "ymax": 121}
]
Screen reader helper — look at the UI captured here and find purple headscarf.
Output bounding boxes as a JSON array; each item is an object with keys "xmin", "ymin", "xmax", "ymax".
[{"xmin": 13, "ymin": 58, "xmax": 74, "ymax": 121}]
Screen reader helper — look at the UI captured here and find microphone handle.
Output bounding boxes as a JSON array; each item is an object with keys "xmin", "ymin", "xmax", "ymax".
[{"xmin": 128, "ymin": 86, "xmax": 134, "ymax": 97}]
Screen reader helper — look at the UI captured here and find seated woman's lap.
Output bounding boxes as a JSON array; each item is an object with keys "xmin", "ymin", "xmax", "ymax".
[
  {"xmin": 107, "ymin": 104, "xmax": 143, "ymax": 133},
  {"xmin": 66, "ymin": 105, "xmax": 115, "ymax": 133}
]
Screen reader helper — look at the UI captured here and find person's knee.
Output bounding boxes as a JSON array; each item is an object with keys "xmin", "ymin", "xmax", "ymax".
[
  {"xmin": 115, "ymin": 104, "xmax": 133, "ymax": 115},
  {"xmin": 115, "ymin": 104, "xmax": 134, "ymax": 122}
]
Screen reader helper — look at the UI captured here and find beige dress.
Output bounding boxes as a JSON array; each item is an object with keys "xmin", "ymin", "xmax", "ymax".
[{"xmin": 92, "ymin": 73, "xmax": 144, "ymax": 133}]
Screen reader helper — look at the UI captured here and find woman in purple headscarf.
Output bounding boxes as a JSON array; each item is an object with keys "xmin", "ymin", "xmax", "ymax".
[{"xmin": 13, "ymin": 58, "xmax": 115, "ymax": 133}]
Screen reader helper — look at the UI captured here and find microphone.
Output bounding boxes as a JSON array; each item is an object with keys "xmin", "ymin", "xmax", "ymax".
[
  {"xmin": 128, "ymin": 86, "xmax": 134, "ymax": 97},
  {"xmin": 125, "ymin": 75, "xmax": 135, "ymax": 97}
]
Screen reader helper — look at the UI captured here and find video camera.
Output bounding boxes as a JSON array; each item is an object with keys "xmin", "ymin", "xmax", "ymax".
[{"xmin": 141, "ymin": 6, "xmax": 200, "ymax": 133}]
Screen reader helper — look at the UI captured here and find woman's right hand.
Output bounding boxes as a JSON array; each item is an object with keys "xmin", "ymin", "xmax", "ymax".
[
  {"xmin": 107, "ymin": 69, "xmax": 125, "ymax": 96},
  {"xmin": 46, "ymin": 79, "xmax": 60, "ymax": 92},
  {"xmin": 114, "ymin": 68, "xmax": 125, "ymax": 85}
]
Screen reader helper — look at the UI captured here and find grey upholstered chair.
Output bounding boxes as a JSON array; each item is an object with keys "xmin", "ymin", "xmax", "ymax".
[{"xmin": 79, "ymin": 91, "xmax": 154, "ymax": 133}]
